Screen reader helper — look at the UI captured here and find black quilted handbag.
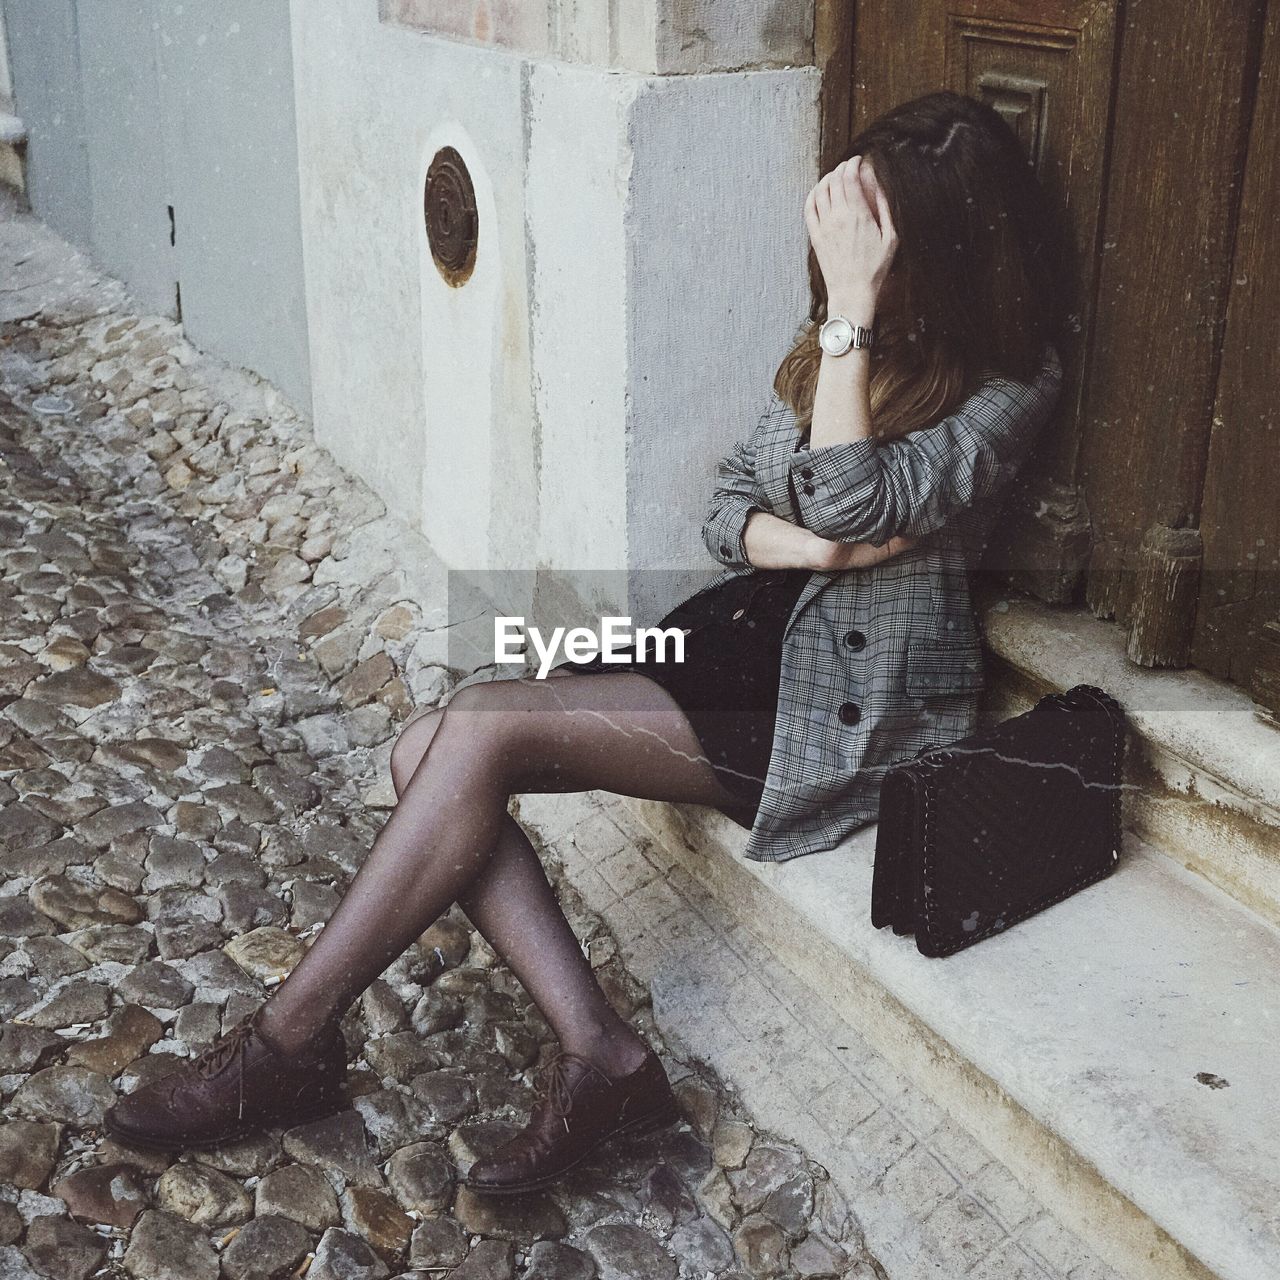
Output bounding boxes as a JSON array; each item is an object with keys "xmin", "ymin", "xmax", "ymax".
[{"xmin": 871, "ymin": 684, "xmax": 1127, "ymax": 957}]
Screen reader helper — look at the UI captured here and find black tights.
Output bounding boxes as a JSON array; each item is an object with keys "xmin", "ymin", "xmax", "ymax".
[{"xmin": 256, "ymin": 668, "xmax": 745, "ymax": 1077}]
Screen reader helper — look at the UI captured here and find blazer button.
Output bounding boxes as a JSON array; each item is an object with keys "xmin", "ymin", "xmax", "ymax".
[
  {"xmin": 719, "ymin": 544, "xmax": 732, "ymax": 559},
  {"xmin": 800, "ymin": 467, "xmax": 813, "ymax": 480},
  {"xmin": 843, "ymin": 628, "xmax": 866, "ymax": 650},
  {"xmin": 802, "ymin": 482, "xmax": 816, "ymax": 496},
  {"xmin": 838, "ymin": 701, "xmax": 861, "ymax": 725}
]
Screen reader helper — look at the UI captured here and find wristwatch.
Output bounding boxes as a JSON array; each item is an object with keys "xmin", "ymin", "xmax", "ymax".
[{"xmin": 819, "ymin": 314, "xmax": 874, "ymax": 356}]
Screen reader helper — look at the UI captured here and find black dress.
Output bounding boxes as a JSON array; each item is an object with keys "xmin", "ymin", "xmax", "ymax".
[{"xmin": 553, "ymin": 568, "xmax": 810, "ymax": 827}]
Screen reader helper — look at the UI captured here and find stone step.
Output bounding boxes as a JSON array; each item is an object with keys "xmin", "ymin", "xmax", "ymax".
[
  {"xmin": 976, "ymin": 587, "xmax": 1280, "ymax": 928},
  {"xmin": 622, "ymin": 796, "xmax": 1280, "ymax": 1280}
]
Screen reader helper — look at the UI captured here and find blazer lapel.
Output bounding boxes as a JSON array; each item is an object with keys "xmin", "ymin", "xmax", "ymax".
[{"xmin": 784, "ymin": 569, "xmax": 837, "ymax": 640}]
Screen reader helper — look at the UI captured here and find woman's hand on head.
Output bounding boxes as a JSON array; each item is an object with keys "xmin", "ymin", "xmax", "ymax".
[{"xmin": 805, "ymin": 155, "xmax": 898, "ymax": 315}]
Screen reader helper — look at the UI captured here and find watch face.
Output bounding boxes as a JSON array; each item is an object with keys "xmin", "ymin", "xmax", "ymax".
[{"xmin": 820, "ymin": 316, "xmax": 853, "ymax": 354}]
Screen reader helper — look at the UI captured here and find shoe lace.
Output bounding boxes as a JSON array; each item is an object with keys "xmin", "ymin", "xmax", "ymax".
[
  {"xmin": 189, "ymin": 1017, "xmax": 257, "ymax": 1120},
  {"xmin": 532, "ymin": 1051, "xmax": 609, "ymax": 1134}
]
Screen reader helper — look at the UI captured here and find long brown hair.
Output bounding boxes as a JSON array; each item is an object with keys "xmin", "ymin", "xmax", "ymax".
[{"xmin": 776, "ymin": 90, "xmax": 1069, "ymax": 441}]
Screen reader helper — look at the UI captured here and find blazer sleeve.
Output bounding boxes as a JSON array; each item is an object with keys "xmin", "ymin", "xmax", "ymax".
[
  {"xmin": 787, "ymin": 343, "xmax": 1064, "ymax": 544},
  {"xmin": 700, "ymin": 393, "xmax": 778, "ymax": 569}
]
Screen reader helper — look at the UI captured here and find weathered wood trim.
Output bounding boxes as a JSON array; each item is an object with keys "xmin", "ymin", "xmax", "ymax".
[{"xmin": 814, "ymin": 0, "xmax": 856, "ymax": 172}]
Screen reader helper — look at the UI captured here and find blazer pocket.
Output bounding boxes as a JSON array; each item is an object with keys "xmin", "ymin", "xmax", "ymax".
[{"xmin": 904, "ymin": 638, "xmax": 986, "ymax": 697}]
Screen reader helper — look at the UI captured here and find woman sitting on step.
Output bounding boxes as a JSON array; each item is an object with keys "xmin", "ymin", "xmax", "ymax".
[{"xmin": 105, "ymin": 89, "xmax": 1068, "ymax": 1194}]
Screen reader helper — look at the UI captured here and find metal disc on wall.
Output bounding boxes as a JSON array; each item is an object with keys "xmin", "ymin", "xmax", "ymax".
[{"xmin": 424, "ymin": 146, "xmax": 478, "ymax": 286}]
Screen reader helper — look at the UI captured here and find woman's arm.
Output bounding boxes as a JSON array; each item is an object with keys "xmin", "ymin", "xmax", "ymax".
[
  {"xmin": 700, "ymin": 390, "xmax": 923, "ymax": 573},
  {"xmin": 789, "ymin": 350, "xmax": 1064, "ymax": 543},
  {"xmin": 743, "ymin": 510, "xmax": 918, "ymax": 571},
  {"xmin": 701, "ymin": 403, "xmax": 772, "ymax": 570}
]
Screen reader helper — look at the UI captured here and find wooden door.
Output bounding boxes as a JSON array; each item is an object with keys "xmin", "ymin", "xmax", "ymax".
[{"xmin": 824, "ymin": 0, "xmax": 1277, "ymax": 711}]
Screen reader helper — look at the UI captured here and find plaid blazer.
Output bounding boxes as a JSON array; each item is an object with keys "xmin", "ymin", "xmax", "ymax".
[{"xmin": 699, "ymin": 340, "xmax": 1065, "ymax": 863}]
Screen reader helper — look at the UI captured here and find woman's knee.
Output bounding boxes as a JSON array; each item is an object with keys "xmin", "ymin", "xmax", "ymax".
[
  {"xmin": 389, "ymin": 707, "xmax": 445, "ymax": 795},
  {"xmin": 427, "ymin": 681, "xmax": 538, "ymax": 782},
  {"xmin": 391, "ymin": 683, "xmax": 517, "ymax": 789}
]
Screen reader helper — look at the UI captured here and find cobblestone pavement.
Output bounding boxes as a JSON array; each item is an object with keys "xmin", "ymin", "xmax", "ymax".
[{"xmin": 0, "ymin": 202, "xmax": 882, "ymax": 1278}]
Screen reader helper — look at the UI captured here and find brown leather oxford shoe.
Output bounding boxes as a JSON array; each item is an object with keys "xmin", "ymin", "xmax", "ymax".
[
  {"xmin": 103, "ymin": 1005, "xmax": 348, "ymax": 1150},
  {"xmin": 464, "ymin": 1045, "xmax": 680, "ymax": 1195}
]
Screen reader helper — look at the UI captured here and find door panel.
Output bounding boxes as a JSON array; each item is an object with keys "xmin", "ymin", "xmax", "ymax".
[
  {"xmin": 941, "ymin": 3, "xmax": 1116, "ymax": 485},
  {"xmin": 1081, "ymin": 0, "xmax": 1266, "ymax": 639},
  {"xmin": 1192, "ymin": 0, "xmax": 1280, "ymax": 708}
]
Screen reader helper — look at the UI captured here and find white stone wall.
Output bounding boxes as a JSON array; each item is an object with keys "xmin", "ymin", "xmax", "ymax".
[
  {"xmin": 623, "ymin": 68, "xmax": 817, "ymax": 619},
  {"xmin": 290, "ymin": 0, "xmax": 817, "ymax": 625},
  {"xmin": 524, "ymin": 62, "xmax": 631, "ymax": 582}
]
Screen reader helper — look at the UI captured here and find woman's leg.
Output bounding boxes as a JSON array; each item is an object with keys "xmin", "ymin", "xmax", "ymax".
[
  {"xmin": 255, "ymin": 670, "xmax": 742, "ymax": 1063},
  {"xmin": 380, "ymin": 701, "xmax": 650, "ymax": 1078}
]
